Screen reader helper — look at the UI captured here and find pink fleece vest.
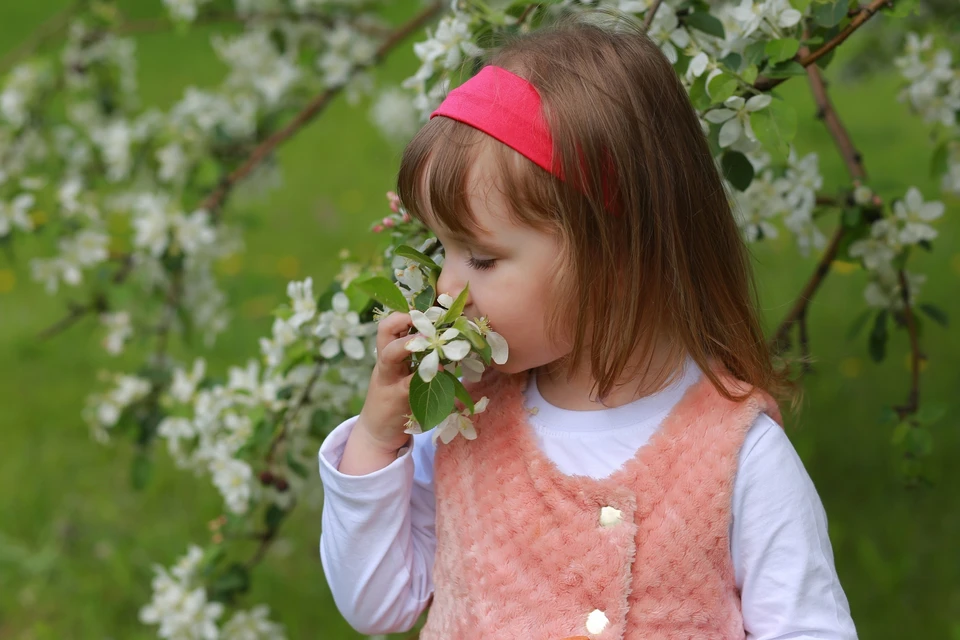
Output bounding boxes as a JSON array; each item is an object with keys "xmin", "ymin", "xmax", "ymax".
[{"xmin": 419, "ymin": 369, "xmax": 780, "ymax": 640}]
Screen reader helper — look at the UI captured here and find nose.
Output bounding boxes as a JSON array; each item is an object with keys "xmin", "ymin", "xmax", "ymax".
[{"xmin": 436, "ymin": 261, "xmax": 472, "ymax": 309}]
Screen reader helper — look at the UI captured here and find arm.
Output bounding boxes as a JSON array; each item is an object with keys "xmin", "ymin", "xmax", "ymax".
[
  {"xmin": 732, "ymin": 414, "xmax": 858, "ymax": 640},
  {"xmin": 318, "ymin": 415, "xmax": 437, "ymax": 635}
]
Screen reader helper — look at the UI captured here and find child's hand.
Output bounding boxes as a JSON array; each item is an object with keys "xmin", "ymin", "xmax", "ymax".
[{"xmin": 354, "ymin": 311, "xmax": 420, "ymax": 454}]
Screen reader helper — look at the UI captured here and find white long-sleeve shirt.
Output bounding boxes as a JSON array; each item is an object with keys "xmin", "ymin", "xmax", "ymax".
[{"xmin": 318, "ymin": 363, "xmax": 858, "ymax": 638}]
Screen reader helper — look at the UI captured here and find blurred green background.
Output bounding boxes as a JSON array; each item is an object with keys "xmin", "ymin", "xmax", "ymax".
[{"xmin": 0, "ymin": 2, "xmax": 958, "ymax": 639}]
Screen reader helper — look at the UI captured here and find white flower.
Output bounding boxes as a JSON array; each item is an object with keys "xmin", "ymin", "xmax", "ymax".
[
  {"xmin": 259, "ymin": 317, "xmax": 298, "ymax": 369},
  {"xmin": 286, "ymin": 277, "xmax": 316, "ymax": 328},
  {"xmin": 864, "ymin": 268, "xmax": 925, "ymax": 311},
  {"xmin": 893, "ymin": 187, "xmax": 943, "ymax": 244},
  {"xmin": 0, "ymin": 193, "xmax": 35, "ymax": 237},
  {"xmin": 91, "ymin": 120, "xmax": 133, "ymax": 182},
  {"xmin": 100, "ymin": 311, "xmax": 132, "ymax": 355},
  {"xmin": 59, "ymin": 229, "xmax": 109, "ymax": 268},
  {"xmin": 648, "ymin": 10, "xmax": 690, "ymax": 64},
  {"xmin": 157, "ymin": 416, "xmax": 195, "ymax": 466},
  {"xmin": 132, "ymin": 195, "xmax": 172, "ymax": 257},
  {"xmin": 222, "ymin": 605, "xmax": 286, "ymax": 640},
  {"xmin": 849, "ymin": 219, "xmax": 899, "ymax": 272},
  {"xmin": 432, "ymin": 396, "xmax": 489, "ymax": 445},
  {"xmin": 157, "ymin": 142, "xmax": 188, "ymax": 184},
  {"xmin": 459, "ymin": 354, "xmax": 486, "ymax": 383},
  {"xmin": 412, "ymin": 14, "xmax": 483, "ymax": 76},
  {"xmin": 210, "ymin": 454, "xmax": 253, "ymax": 514},
  {"xmin": 730, "ymin": 0, "xmax": 801, "ymax": 37},
  {"xmin": 162, "ymin": 0, "xmax": 211, "ymax": 22},
  {"xmin": 705, "ymin": 94, "xmax": 772, "ymax": 148},
  {"xmin": 171, "ymin": 358, "xmax": 206, "ymax": 403},
  {"xmin": 315, "ymin": 292, "xmax": 369, "ymax": 360},
  {"xmin": 404, "ymin": 309, "xmax": 472, "ymax": 382},
  {"xmin": 372, "ymin": 88, "xmax": 420, "ymax": 144},
  {"xmin": 394, "ymin": 256, "xmax": 426, "ymax": 300},
  {"xmin": 174, "ymin": 209, "xmax": 217, "ymax": 255}
]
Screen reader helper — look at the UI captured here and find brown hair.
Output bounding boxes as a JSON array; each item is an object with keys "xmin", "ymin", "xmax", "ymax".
[{"xmin": 397, "ymin": 12, "xmax": 794, "ymax": 405}]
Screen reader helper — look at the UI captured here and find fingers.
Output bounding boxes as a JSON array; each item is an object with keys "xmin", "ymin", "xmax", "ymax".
[
  {"xmin": 378, "ymin": 333, "xmax": 419, "ymax": 377},
  {"xmin": 376, "ymin": 311, "xmax": 413, "ymax": 355}
]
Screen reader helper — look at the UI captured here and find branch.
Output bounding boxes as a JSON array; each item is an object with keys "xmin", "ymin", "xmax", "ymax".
[
  {"xmin": 806, "ymin": 63, "xmax": 868, "ymax": 180},
  {"xmin": 199, "ymin": 0, "xmax": 444, "ymax": 218},
  {"xmin": 643, "ymin": 0, "xmax": 665, "ymax": 31},
  {"xmin": 117, "ymin": 10, "xmax": 392, "ymax": 38},
  {"xmin": 0, "ymin": 2, "xmax": 80, "ymax": 75},
  {"xmin": 754, "ymin": 0, "xmax": 891, "ymax": 91},
  {"xmin": 895, "ymin": 270, "xmax": 921, "ymax": 418},
  {"xmin": 37, "ymin": 300, "xmax": 92, "ymax": 340}
]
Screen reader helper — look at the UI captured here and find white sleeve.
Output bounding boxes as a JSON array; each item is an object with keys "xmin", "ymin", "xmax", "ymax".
[
  {"xmin": 732, "ymin": 414, "xmax": 858, "ymax": 640},
  {"xmin": 317, "ymin": 415, "xmax": 437, "ymax": 635}
]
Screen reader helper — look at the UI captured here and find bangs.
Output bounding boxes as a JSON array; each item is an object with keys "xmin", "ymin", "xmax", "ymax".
[{"xmin": 396, "ymin": 115, "xmax": 562, "ymax": 241}]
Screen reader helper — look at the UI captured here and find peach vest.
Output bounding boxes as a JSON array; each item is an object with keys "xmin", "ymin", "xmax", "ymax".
[{"xmin": 419, "ymin": 369, "xmax": 780, "ymax": 640}]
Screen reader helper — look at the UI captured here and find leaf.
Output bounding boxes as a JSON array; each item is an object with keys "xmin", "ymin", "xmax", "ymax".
[
  {"xmin": 906, "ymin": 427, "xmax": 933, "ymax": 457},
  {"xmin": 868, "ymin": 310, "xmax": 888, "ymax": 363},
  {"xmin": 441, "ymin": 283, "xmax": 470, "ymax": 325},
  {"xmin": 309, "ymin": 409, "xmax": 332, "ymax": 439},
  {"xmin": 286, "ymin": 452, "xmax": 309, "ymax": 478},
  {"xmin": 750, "ymin": 99, "xmax": 798, "ymax": 162},
  {"xmin": 884, "ymin": 0, "xmax": 919, "ymax": 17},
  {"xmin": 443, "ymin": 370, "xmax": 475, "ymax": 414},
  {"xmin": 409, "ymin": 371, "xmax": 456, "ymax": 430},
  {"xmin": 688, "ymin": 73, "xmax": 711, "ymax": 111},
  {"xmin": 209, "ymin": 563, "xmax": 250, "ymax": 603},
  {"xmin": 790, "ymin": 0, "xmax": 813, "ymax": 11},
  {"xmin": 414, "ymin": 285, "xmax": 435, "ymax": 312},
  {"xmin": 845, "ymin": 308, "xmax": 873, "ymax": 341},
  {"xmin": 842, "ymin": 207, "xmax": 862, "ymax": 227},
  {"xmin": 890, "ymin": 422, "xmax": 910, "ymax": 445},
  {"xmin": 453, "ymin": 317, "xmax": 486, "ymax": 350},
  {"xmin": 720, "ymin": 53, "xmax": 742, "ymax": 71},
  {"xmin": 764, "ymin": 61, "xmax": 807, "ymax": 78},
  {"xmin": 685, "ymin": 12, "xmax": 726, "ymax": 39},
  {"xmin": 918, "ymin": 303, "xmax": 949, "ymax": 327},
  {"xmin": 707, "ymin": 73, "xmax": 738, "ymax": 103},
  {"xmin": 131, "ymin": 450, "xmax": 152, "ymax": 491},
  {"xmin": 765, "ymin": 38, "xmax": 800, "ymax": 64},
  {"xmin": 741, "ymin": 64, "xmax": 759, "ymax": 85},
  {"xmin": 394, "ymin": 244, "xmax": 441, "ymax": 276},
  {"xmin": 814, "ymin": 0, "xmax": 848, "ymax": 27},
  {"xmin": 931, "ymin": 139, "xmax": 950, "ymax": 179},
  {"xmin": 264, "ymin": 504, "xmax": 286, "ymax": 530},
  {"xmin": 720, "ymin": 150, "xmax": 755, "ymax": 191},
  {"xmin": 743, "ymin": 41, "xmax": 767, "ymax": 66},
  {"xmin": 353, "ymin": 276, "xmax": 409, "ymax": 313},
  {"xmin": 916, "ymin": 402, "xmax": 948, "ymax": 426}
]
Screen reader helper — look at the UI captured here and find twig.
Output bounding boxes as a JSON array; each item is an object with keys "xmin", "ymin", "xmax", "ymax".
[
  {"xmin": 37, "ymin": 300, "xmax": 92, "ymax": 340},
  {"xmin": 200, "ymin": 0, "xmax": 444, "ymax": 218},
  {"xmin": 895, "ymin": 270, "xmax": 921, "ymax": 418},
  {"xmin": 643, "ymin": 0, "xmax": 665, "ymax": 31},
  {"xmin": 754, "ymin": 0, "xmax": 892, "ymax": 91},
  {"xmin": 117, "ymin": 11, "xmax": 392, "ymax": 38},
  {"xmin": 0, "ymin": 2, "xmax": 80, "ymax": 74}
]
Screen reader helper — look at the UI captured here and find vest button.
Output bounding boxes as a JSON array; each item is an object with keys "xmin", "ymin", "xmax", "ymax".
[
  {"xmin": 599, "ymin": 505, "xmax": 623, "ymax": 527},
  {"xmin": 586, "ymin": 608, "xmax": 609, "ymax": 634}
]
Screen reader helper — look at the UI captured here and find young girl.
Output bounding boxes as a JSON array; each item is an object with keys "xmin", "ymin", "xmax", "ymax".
[{"xmin": 318, "ymin": 15, "xmax": 857, "ymax": 640}]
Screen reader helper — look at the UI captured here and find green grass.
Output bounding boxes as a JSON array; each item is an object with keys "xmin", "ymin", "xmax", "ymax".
[{"xmin": 1, "ymin": 4, "xmax": 959, "ymax": 639}]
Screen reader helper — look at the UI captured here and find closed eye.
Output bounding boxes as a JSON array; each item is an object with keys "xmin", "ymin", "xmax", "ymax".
[{"xmin": 466, "ymin": 256, "xmax": 496, "ymax": 271}]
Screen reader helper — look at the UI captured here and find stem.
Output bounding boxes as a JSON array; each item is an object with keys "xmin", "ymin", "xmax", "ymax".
[
  {"xmin": 200, "ymin": 0, "xmax": 444, "ymax": 218},
  {"xmin": 754, "ymin": 0, "xmax": 892, "ymax": 91},
  {"xmin": 643, "ymin": 0, "xmax": 665, "ymax": 31},
  {"xmin": 896, "ymin": 270, "xmax": 921, "ymax": 418}
]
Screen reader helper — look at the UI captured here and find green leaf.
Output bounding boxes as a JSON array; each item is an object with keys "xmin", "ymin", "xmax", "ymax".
[
  {"xmin": 308, "ymin": 408, "xmax": 333, "ymax": 439},
  {"xmin": 868, "ymin": 310, "xmax": 888, "ymax": 363},
  {"xmin": 884, "ymin": 0, "xmax": 919, "ymax": 17},
  {"xmin": 741, "ymin": 64, "xmax": 759, "ymax": 85},
  {"xmin": 890, "ymin": 422, "xmax": 910, "ymax": 445},
  {"xmin": 743, "ymin": 41, "xmax": 767, "ymax": 66},
  {"xmin": 815, "ymin": 49, "xmax": 836, "ymax": 70},
  {"xmin": 814, "ymin": 0, "xmax": 848, "ymax": 27},
  {"xmin": 842, "ymin": 207, "xmax": 863, "ymax": 227},
  {"xmin": 443, "ymin": 370, "xmax": 475, "ymax": 414},
  {"xmin": 353, "ymin": 276, "xmax": 409, "ymax": 313},
  {"xmin": 409, "ymin": 372, "xmax": 456, "ymax": 430},
  {"xmin": 265, "ymin": 504, "xmax": 286, "ymax": 530},
  {"xmin": 906, "ymin": 427, "xmax": 933, "ymax": 457},
  {"xmin": 286, "ymin": 452, "xmax": 309, "ymax": 478},
  {"xmin": 916, "ymin": 402, "xmax": 948, "ymax": 426},
  {"xmin": 918, "ymin": 303, "xmax": 949, "ymax": 327},
  {"xmin": 688, "ymin": 73, "xmax": 711, "ymax": 111},
  {"xmin": 720, "ymin": 53, "xmax": 742, "ymax": 71},
  {"xmin": 720, "ymin": 150, "xmax": 755, "ymax": 191},
  {"xmin": 685, "ymin": 12, "xmax": 726, "ymax": 39},
  {"xmin": 765, "ymin": 38, "xmax": 800, "ymax": 64},
  {"xmin": 764, "ymin": 61, "xmax": 807, "ymax": 78},
  {"xmin": 453, "ymin": 317, "xmax": 486, "ymax": 351},
  {"xmin": 931, "ymin": 139, "xmax": 950, "ymax": 178},
  {"xmin": 790, "ymin": 0, "xmax": 813, "ymax": 12},
  {"xmin": 845, "ymin": 308, "xmax": 873, "ymax": 341},
  {"xmin": 131, "ymin": 450, "xmax": 152, "ymax": 490},
  {"xmin": 394, "ymin": 244, "xmax": 441, "ymax": 276},
  {"xmin": 209, "ymin": 563, "xmax": 250, "ymax": 603},
  {"xmin": 414, "ymin": 286, "xmax": 435, "ymax": 312},
  {"xmin": 707, "ymin": 73, "xmax": 738, "ymax": 103},
  {"xmin": 750, "ymin": 99, "xmax": 798, "ymax": 162},
  {"xmin": 441, "ymin": 283, "xmax": 469, "ymax": 325}
]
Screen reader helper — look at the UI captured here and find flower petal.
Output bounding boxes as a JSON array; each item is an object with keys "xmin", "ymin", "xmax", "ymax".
[
  {"xmin": 437, "ymin": 293, "xmax": 454, "ymax": 308},
  {"xmin": 704, "ymin": 108, "xmax": 735, "ymax": 124},
  {"xmin": 439, "ymin": 327, "xmax": 460, "ymax": 342},
  {"xmin": 718, "ymin": 118, "xmax": 742, "ymax": 148},
  {"xmin": 409, "ymin": 309, "xmax": 436, "ymax": 338},
  {"xmin": 745, "ymin": 94, "xmax": 772, "ymax": 111},
  {"xmin": 486, "ymin": 331, "xmax": 509, "ymax": 364},
  {"xmin": 332, "ymin": 291, "xmax": 349, "ymax": 314},
  {"xmin": 473, "ymin": 396, "xmax": 490, "ymax": 413},
  {"xmin": 441, "ymin": 339, "xmax": 471, "ymax": 361},
  {"xmin": 343, "ymin": 337, "xmax": 366, "ymax": 360},
  {"xmin": 319, "ymin": 338, "xmax": 341, "ymax": 359},
  {"xmin": 459, "ymin": 416, "xmax": 478, "ymax": 440},
  {"xmin": 418, "ymin": 349, "xmax": 440, "ymax": 382},
  {"xmin": 405, "ymin": 335, "xmax": 431, "ymax": 352}
]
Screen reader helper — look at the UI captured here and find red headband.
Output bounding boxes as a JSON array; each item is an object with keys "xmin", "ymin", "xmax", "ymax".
[
  {"xmin": 430, "ymin": 65, "xmax": 560, "ymax": 179},
  {"xmin": 430, "ymin": 65, "xmax": 621, "ymax": 215}
]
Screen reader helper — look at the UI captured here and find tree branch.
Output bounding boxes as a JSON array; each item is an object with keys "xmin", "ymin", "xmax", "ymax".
[
  {"xmin": 643, "ymin": 0, "xmax": 665, "ymax": 31},
  {"xmin": 200, "ymin": 0, "xmax": 444, "ymax": 218},
  {"xmin": 754, "ymin": 0, "xmax": 891, "ymax": 91},
  {"xmin": 895, "ymin": 270, "xmax": 921, "ymax": 418},
  {"xmin": 117, "ymin": 10, "xmax": 392, "ymax": 38}
]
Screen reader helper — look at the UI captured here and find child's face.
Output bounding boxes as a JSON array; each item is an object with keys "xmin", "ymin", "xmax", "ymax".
[{"xmin": 426, "ymin": 148, "xmax": 571, "ymax": 375}]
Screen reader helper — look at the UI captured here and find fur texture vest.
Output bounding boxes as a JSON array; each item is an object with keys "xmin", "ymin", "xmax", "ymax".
[{"xmin": 419, "ymin": 368, "xmax": 780, "ymax": 640}]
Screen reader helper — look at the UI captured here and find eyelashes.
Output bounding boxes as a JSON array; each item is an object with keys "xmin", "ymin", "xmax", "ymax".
[{"xmin": 466, "ymin": 256, "xmax": 496, "ymax": 271}]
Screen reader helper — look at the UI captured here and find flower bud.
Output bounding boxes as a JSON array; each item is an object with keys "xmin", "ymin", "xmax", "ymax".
[
  {"xmin": 372, "ymin": 224, "xmax": 384, "ymax": 233},
  {"xmin": 274, "ymin": 477, "xmax": 290, "ymax": 492},
  {"xmin": 383, "ymin": 217, "xmax": 395, "ymax": 228},
  {"xmin": 259, "ymin": 470, "xmax": 275, "ymax": 485}
]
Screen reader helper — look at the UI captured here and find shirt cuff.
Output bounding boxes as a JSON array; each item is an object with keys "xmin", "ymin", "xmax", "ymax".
[{"xmin": 317, "ymin": 415, "xmax": 415, "ymax": 496}]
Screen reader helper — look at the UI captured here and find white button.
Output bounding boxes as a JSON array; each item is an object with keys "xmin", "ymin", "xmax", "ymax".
[
  {"xmin": 599, "ymin": 506, "xmax": 623, "ymax": 527},
  {"xmin": 586, "ymin": 609, "xmax": 609, "ymax": 634}
]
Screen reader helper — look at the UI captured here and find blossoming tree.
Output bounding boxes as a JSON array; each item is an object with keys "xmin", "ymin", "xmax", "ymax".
[{"xmin": 1, "ymin": 0, "xmax": 955, "ymax": 636}]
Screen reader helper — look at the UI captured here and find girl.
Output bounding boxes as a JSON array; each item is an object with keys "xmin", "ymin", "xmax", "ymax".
[{"xmin": 318, "ymin": 14, "xmax": 857, "ymax": 640}]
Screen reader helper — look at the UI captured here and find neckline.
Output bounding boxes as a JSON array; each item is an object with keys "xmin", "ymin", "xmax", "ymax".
[{"xmin": 525, "ymin": 358, "xmax": 702, "ymax": 433}]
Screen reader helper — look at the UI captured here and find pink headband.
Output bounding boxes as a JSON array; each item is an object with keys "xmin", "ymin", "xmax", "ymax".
[
  {"xmin": 430, "ymin": 65, "xmax": 621, "ymax": 215},
  {"xmin": 430, "ymin": 65, "xmax": 560, "ymax": 179}
]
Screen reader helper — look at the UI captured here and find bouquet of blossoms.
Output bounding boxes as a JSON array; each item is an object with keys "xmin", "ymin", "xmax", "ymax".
[{"xmin": 353, "ymin": 238, "xmax": 508, "ymax": 445}]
